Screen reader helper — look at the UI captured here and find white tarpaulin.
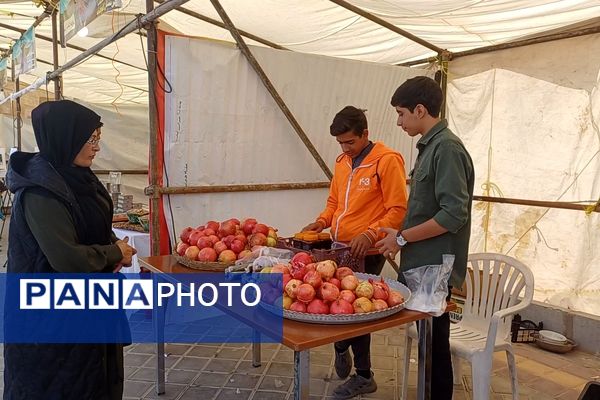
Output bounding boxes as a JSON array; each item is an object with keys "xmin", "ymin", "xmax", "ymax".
[
  {"xmin": 2, "ymin": 1, "xmax": 600, "ymax": 103},
  {"xmin": 1, "ymin": 1, "xmax": 599, "ymax": 316},
  {"xmin": 448, "ymin": 69, "xmax": 600, "ymax": 314},
  {"xmin": 162, "ymin": 35, "xmax": 432, "ymax": 241}
]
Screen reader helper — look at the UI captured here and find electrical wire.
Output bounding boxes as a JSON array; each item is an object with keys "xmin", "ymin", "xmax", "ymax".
[
  {"xmin": 138, "ymin": 23, "xmax": 177, "ymax": 251},
  {"xmin": 109, "ymin": 10, "xmax": 125, "ymax": 113}
]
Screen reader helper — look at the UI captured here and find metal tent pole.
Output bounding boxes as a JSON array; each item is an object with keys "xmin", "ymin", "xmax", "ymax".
[
  {"xmin": 0, "ymin": 0, "xmax": 190, "ymax": 105},
  {"xmin": 51, "ymin": 9, "xmax": 62, "ymax": 100},
  {"xmin": 209, "ymin": 0, "xmax": 333, "ymax": 180}
]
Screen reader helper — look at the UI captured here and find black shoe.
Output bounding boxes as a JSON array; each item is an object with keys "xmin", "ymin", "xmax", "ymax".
[
  {"xmin": 334, "ymin": 349, "xmax": 352, "ymax": 379},
  {"xmin": 333, "ymin": 372, "xmax": 377, "ymax": 399}
]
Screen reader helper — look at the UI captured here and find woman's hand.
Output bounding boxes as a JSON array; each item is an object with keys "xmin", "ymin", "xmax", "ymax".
[{"xmin": 116, "ymin": 236, "xmax": 136, "ymax": 266}]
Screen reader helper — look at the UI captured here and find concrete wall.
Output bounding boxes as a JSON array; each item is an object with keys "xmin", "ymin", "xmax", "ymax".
[{"xmin": 520, "ymin": 301, "xmax": 600, "ymax": 355}]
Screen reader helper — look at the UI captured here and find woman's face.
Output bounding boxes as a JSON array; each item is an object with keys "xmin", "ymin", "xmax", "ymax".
[{"xmin": 73, "ymin": 128, "xmax": 101, "ymax": 168}]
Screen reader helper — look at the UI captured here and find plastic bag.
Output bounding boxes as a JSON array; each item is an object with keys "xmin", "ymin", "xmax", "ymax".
[
  {"xmin": 404, "ymin": 254, "xmax": 454, "ymax": 317},
  {"xmin": 226, "ymin": 246, "xmax": 294, "ymax": 273}
]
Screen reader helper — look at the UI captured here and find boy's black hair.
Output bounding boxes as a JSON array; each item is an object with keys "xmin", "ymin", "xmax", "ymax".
[
  {"xmin": 390, "ymin": 76, "xmax": 443, "ymax": 117},
  {"xmin": 330, "ymin": 106, "xmax": 368, "ymax": 136}
]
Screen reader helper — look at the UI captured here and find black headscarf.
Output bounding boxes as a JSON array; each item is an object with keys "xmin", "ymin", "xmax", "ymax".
[{"xmin": 32, "ymin": 100, "xmax": 113, "ymax": 245}]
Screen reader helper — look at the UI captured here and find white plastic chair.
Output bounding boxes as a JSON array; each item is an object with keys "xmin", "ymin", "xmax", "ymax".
[{"xmin": 401, "ymin": 253, "xmax": 535, "ymax": 400}]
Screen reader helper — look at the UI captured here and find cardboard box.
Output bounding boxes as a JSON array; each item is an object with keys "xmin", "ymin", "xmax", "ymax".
[{"xmin": 449, "ymin": 294, "xmax": 465, "ymax": 323}]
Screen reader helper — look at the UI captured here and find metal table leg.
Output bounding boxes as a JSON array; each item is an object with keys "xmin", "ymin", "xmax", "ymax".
[
  {"xmin": 417, "ymin": 316, "xmax": 433, "ymax": 400},
  {"xmin": 152, "ymin": 288, "xmax": 166, "ymax": 395},
  {"xmin": 293, "ymin": 350, "xmax": 310, "ymax": 400},
  {"xmin": 252, "ymin": 329, "xmax": 261, "ymax": 367}
]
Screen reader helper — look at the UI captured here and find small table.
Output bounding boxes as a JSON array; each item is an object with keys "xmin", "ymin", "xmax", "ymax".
[{"xmin": 139, "ymin": 255, "xmax": 454, "ymax": 400}]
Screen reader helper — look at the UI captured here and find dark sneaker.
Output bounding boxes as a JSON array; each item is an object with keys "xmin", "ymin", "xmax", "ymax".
[
  {"xmin": 334, "ymin": 349, "xmax": 352, "ymax": 379},
  {"xmin": 333, "ymin": 372, "xmax": 377, "ymax": 399}
]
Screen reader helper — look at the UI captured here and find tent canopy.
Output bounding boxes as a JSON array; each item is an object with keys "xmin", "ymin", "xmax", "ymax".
[{"xmin": 1, "ymin": 0, "xmax": 599, "ymax": 104}]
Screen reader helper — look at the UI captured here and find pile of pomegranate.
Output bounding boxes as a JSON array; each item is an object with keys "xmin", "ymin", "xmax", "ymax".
[
  {"xmin": 176, "ymin": 218, "xmax": 278, "ymax": 263},
  {"xmin": 264, "ymin": 252, "xmax": 405, "ymax": 315}
]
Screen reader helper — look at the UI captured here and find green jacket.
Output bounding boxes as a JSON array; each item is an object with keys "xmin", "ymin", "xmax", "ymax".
[{"xmin": 400, "ymin": 120, "xmax": 474, "ymax": 288}]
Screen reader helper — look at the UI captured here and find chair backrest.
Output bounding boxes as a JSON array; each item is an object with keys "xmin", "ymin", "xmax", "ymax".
[{"xmin": 461, "ymin": 253, "xmax": 535, "ymax": 339}]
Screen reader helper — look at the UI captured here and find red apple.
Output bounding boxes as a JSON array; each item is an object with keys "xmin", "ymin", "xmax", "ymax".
[
  {"xmin": 205, "ymin": 221, "xmax": 220, "ymax": 232},
  {"xmin": 207, "ymin": 234, "xmax": 220, "ymax": 246},
  {"xmin": 242, "ymin": 218, "xmax": 257, "ymax": 225},
  {"xmin": 271, "ymin": 264, "xmax": 290, "ymax": 275},
  {"xmin": 330, "ymin": 299, "xmax": 354, "ymax": 314},
  {"xmin": 289, "ymin": 301, "xmax": 306, "ymax": 313},
  {"xmin": 327, "ymin": 277, "xmax": 341, "ymax": 289},
  {"xmin": 179, "ymin": 227, "xmax": 194, "ymax": 244},
  {"xmin": 303, "ymin": 270, "xmax": 322, "ymax": 288},
  {"xmin": 219, "ymin": 221, "xmax": 237, "ymax": 238},
  {"xmin": 242, "ymin": 220, "xmax": 256, "ymax": 235},
  {"xmin": 237, "ymin": 249, "xmax": 252, "ymax": 260},
  {"xmin": 319, "ymin": 282, "xmax": 340, "ymax": 302},
  {"xmin": 218, "ymin": 249, "xmax": 237, "ymax": 263},
  {"xmin": 230, "ymin": 239, "xmax": 245, "ymax": 254},
  {"xmin": 197, "ymin": 247, "xmax": 217, "ymax": 262},
  {"xmin": 291, "ymin": 252, "xmax": 313, "ymax": 267},
  {"xmin": 296, "ymin": 283, "xmax": 316, "ymax": 303},
  {"xmin": 335, "ymin": 267, "xmax": 355, "ymax": 281},
  {"xmin": 188, "ymin": 230, "xmax": 204, "ymax": 245},
  {"xmin": 196, "ymin": 236, "xmax": 212, "ymax": 249},
  {"xmin": 234, "ymin": 234, "xmax": 247, "ymax": 245},
  {"xmin": 306, "ymin": 299, "xmax": 329, "ymax": 314},
  {"xmin": 176, "ymin": 242, "xmax": 189, "ymax": 256},
  {"xmin": 290, "ymin": 264, "xmax": 308, "ymax": 281},
  {"xmin": 184, "ymin": 245, "xmax": 200, "ymax": 260},
  {"xmin": 339, "ymin": 289, "xmax": 356, "ymax": 304},
  {"xmin": 213, "ymin": 241, "xmax": 228, "ymax": 255},
  {"xmin": 248, "ymin": 233, "xmax": 267, "ymax": 247},
  {"xmin": 252, "ymin": 223, "xmax": 269, "ymax": 236},
  {"xmin": 203, "ymin": 228, "xmax": 216, "ymax": 237},
  {"xmin": 222, "ymin": 235, "xmax": 236, "ymax": 249}
]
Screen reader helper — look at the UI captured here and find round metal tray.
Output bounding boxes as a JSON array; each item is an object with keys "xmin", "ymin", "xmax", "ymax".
[{"xmin": 262, "ymin": 272, "xmax": 411, "ymax": 325}]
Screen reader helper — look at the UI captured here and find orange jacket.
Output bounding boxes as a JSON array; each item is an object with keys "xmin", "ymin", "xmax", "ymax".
[{"xmin": 316, "ymin": 142, "xmax": 408, "ymax": 246}]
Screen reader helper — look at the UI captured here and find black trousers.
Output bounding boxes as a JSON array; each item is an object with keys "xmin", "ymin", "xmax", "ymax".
[
  {"xmin": 416, "ymin": 290, "xmax": 453, "ymax": 400},
  {"xmin": 334, "ymin": 254, "xmax": 386, "ymax": 372},
  {"xmin": 431, "ymin": 310, "xmax": 453, "ymax": 399}
]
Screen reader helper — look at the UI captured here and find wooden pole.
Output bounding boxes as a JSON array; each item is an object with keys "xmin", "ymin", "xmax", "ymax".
[
  {"xmin": 0, "ymin": 22, "xmax": 146, "ymax": 72},
  {"xmin": 328, "ymin": 0, "xmax": 444, "ymax": 54},
  {"xmin": 439, "ymin": 51, "xmax": 449, "ymax": 119},
  {"xmin": 474, "ymin": 195, "xmax": 600, "ymax": 213},
  {"xmin": 153, "ymin": 0, "xmax": 289, "ymax": 51},
  {"xmin": 159, "ymin": 182, "xmax": 330, "ymax": 195},
  {"xmin": 399, "ymin": 25, "xmax": 600, "ymax": 66},
  {"xmin": 209, "ymin": 0, "xmax": 333, "ymax": 180},
  {"xmin": 146, "ymin": 0, "xmax": 161, "ymax": 259},
  {"xmin": 452, "ymin": 25, "xmax": 600, "ymax": 59}
]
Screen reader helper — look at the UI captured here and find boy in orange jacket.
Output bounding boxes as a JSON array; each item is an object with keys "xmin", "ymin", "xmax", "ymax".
[{"xmin": 302, "ymin": 106, "xmax": 408, "ymax": 399}]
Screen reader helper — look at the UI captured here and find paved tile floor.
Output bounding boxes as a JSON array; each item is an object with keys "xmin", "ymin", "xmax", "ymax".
[{"xmin": 116, "ymin": 326, "xmax": 599, "ymax": 400}]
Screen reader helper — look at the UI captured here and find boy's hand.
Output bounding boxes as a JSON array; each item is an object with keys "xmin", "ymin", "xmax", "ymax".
[
  {"xmin": 376, "ymin": 227, "xmax": 401, "ymax": 259},
  {"xmin": 302, "ymin": 221, "xmax": 324, "ymax": 232},
  {"xmin": 349, "ymin": 234, "xmax": 371, "ymax": 258}
]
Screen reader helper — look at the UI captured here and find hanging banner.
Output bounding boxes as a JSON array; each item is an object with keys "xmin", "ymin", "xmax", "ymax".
[
  {"xmin": 59, "ymin": 0, "xmax": 122, "ymax": 43},
  {"xmin": 12, "ymin": 26, "xmax": 37, "ymax": 78},
  {"xmin": 0, "ymin": 58, "xmax": 7, "ymax": 91}
]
